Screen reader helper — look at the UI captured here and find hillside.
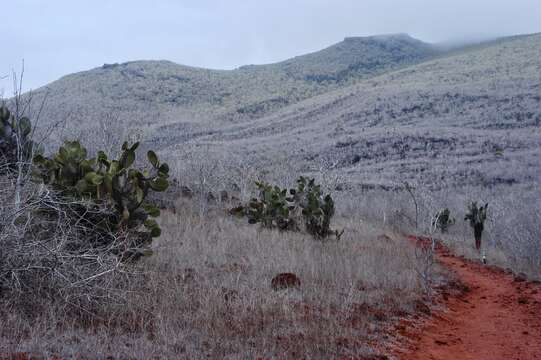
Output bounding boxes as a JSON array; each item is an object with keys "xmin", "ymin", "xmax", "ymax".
[
  {"xmin": 159, "ymin": 33, "xmax": 541, "ymax": 191},
  {"xmin": 27, "ymin": 34, "xmax": 438, "ymax": 140},
  {"xmin": 17, "ymin": 33, "xmax": 541, "ymax": 191}
]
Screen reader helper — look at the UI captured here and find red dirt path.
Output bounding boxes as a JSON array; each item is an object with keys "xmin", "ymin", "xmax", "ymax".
[{"xmin": 398, "ymin": 240, "xmax": 541, "ymax": 360}]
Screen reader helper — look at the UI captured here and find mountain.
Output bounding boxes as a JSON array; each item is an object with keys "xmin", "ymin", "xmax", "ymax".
[
  {"xmin": 17, "ymin": 33, "xmax": 541, "ymax": 191},
  {"xmin": 26, "ymin": 34, "xmax": 439, "ymax": 140}
]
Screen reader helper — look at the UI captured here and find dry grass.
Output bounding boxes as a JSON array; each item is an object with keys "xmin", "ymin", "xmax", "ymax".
[{"xmin": 0, "ymin": 198, "xmax": 444, "ymax": 359}]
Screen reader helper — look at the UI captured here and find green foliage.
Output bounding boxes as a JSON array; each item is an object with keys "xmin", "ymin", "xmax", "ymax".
[
  {"xmin": 0, "ymin": 105, "xmax": 36, "ymax": 167},
  {"xmin": 231, "ymin": 176, "xmax": 342, "ymax": 239},
  {"xmin": 33, "ymin": 140, "xmax": 169, "ymax": 259},
  {"xmin": 294, "ymin": 176, "xmax": 337, "ymax": 239},
  {"xmin": 464, "ymin": 202, "xmax": 488, "ymax": 229},
  {"xmin": 239, "ymin": 181, "xmax": 297, "ymax": 231},
  {"xmin": 432, "ymin": 208, "xmax": 455, "ymax": 233},
  {"xmin": 464, "ymin": 202, "xmax": 488, "ymax": 250}
]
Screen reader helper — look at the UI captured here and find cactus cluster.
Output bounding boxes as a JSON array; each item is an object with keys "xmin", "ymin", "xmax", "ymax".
[
  {"xmin": 33, "ymin": 140, "xmax": 169, "ymax": 258},
  {"xmin": 231, "ymin": 176, "xmax": 342, "ymax": 239},
  {"xmin": 432, "ymin": 208, "xmax": 455, "ymax": 233},
  {"xmin": 232, "ymin": 181, "xmax": 297, "ymax": 231},
  {"xmin": 294, "ymin": 176, "xmax": 338, "ymax": 239},
  {"xmin": 0, "ymin": 105, "xmax": 35, "ymax": 167},
  {"xmin": 464, "ymin": 202, "xmax": 488, "ymax": 251}
]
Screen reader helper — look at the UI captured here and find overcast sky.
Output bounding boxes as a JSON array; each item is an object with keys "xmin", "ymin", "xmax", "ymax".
[{"xmin": 1, "ymin": 0, "xmax": 540, "ymax": 91}]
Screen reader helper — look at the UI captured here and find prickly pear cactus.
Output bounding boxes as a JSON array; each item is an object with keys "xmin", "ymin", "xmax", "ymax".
[
  {"xmin": 294, "ymin": 176, "xmax": 337, "ymax": 239},
  {"xmin": 464, "ymin": 202, "xmax": 488, "ymax": 251},
  {"xmin": 33, "ymin": 140, "xmax": 170, "ymax": 259},
  {"xmin": 231, "ymin": 176, "xmax": 342, "ymax": 239},
  {"xmin": 0, "ymin": 105, "xmax": 35, "ymax": 168},
  {"xmin": 234, "ymin": 181, "xmax": 297, "ymax": 231},
  {"xmin": 433, "ymin": 208, "xmax": 455, "ymax": 233}
]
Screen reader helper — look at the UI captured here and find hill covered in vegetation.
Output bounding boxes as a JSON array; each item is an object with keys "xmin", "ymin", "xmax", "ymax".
[
  {"xmin": 16, "ymin": 32, "xmax": 541, "ymax": 192},
  {"xmin": 27, "ymin": 34, "xmax": 439, "ymax": 139},
  {"xmin": 158, "ymin": 33, "xmax": 541, "ymax": 190}
]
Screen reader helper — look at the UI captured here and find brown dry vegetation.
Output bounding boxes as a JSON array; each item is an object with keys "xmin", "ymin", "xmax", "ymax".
[{"xmin": 0, "ymin": 194, "xmax": 447, "ymax": 359}]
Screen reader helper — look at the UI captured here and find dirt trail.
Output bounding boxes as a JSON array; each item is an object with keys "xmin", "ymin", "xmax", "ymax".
[{"xmin": 398, "ymin": 240, "xmax": 541, "ymax": 360}]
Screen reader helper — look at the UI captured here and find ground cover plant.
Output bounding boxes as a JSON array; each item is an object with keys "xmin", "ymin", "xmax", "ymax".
[{"xmin": 1, "ymin": 199, "xmax": 443, "ymax": 358}]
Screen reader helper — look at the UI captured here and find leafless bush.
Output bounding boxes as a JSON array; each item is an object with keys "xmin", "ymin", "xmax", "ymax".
[
  {"xmin": 168, "ymin": 145, "xmax": 226, "ymax": 216},
  {"xmin": 0, "ymin": 175, "xmax": 138, "ymax": 314},
  {"xmin": 379, "ymin": 182, "xmax": 541, "ymax": 278}
]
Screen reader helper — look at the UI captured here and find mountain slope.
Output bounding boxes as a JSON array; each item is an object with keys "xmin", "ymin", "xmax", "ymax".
[
  {"xmin": 18, "ymin": 33, "xmax": 541, "ymax": 191},
  {"xmin": 160, "ymin": 33, "xmax": 541, "ymax": 190},
  {"xmin": 28, "ymin": 34, "xmax": 439, "ymax": 137}
]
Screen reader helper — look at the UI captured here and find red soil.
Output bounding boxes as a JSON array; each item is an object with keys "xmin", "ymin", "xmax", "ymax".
[{"xmin": 397, "ymin": 238, "xmax": 541, "ymax": 360}]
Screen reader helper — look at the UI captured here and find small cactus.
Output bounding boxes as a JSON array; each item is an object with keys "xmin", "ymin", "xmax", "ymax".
[
  {"xmin": 294, "ymin": 176, "xmax": 336, "ymax": 239},
  {"xmin": 432, "ymin": 208, "xmax": 455, "ymax": 233},
  {"xmin": 0, "ymin": 105, "xmax": 36, "ymax": 168},
  {"xmin": 237, "ymin": 181, "xmax": 297, "ymax": 231},
  {"xmin": 464, "ymin": 202, "xmax": 488, "ymax": 252}
]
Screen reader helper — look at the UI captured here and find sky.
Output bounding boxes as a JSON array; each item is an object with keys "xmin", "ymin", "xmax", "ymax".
[{"xmin": 1, "ymin": 0, "xmax": 540, "ymax": 91}]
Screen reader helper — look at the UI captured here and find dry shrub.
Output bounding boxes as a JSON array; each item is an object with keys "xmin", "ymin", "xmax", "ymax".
[
  {"xmin": 0, "ymin": 173, "xmax": 137, "ymax": 317},
  {"xmin": 336, "ymin": 180, "xmax": 541, "ymax": 280}
]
